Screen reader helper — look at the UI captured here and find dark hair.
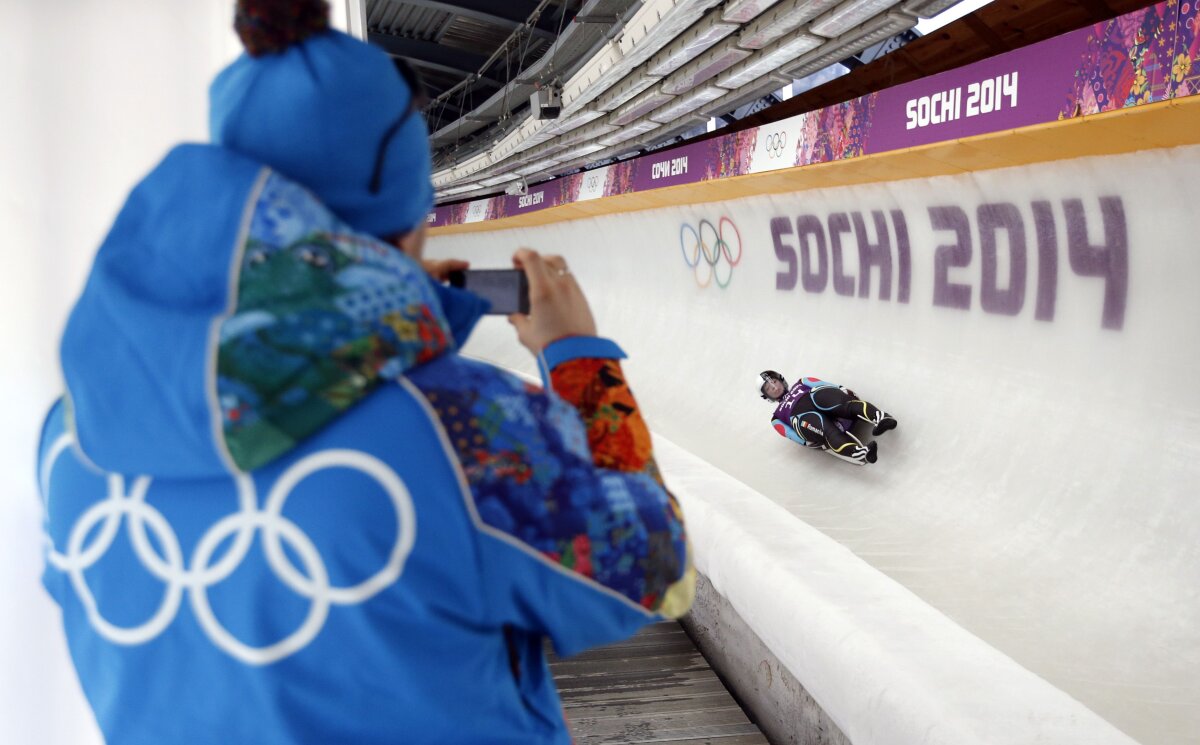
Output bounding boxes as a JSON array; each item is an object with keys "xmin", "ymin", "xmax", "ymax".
[
  {"xmin": 235, "ymin": 0, "xmax": 330, "ymax": 57},
  {"xmin": 392, "ymin": 58, "xmax": 429, "ymax": 110}
]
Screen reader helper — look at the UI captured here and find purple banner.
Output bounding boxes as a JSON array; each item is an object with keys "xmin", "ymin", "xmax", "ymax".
[
  {"xmin": 432, "ymin": 2, "xmax": 1196, "ymax": 229},
  {"xmin": 865, "ymin": 29, "xmax": 1089, "ymax": 152},
  {"xmin": 504, "ymin": 182, "xmax": 558, "ymax": 217},
  {"xmin": 630, "ymin": 140, "xmax": 718, "ymax": 191}
]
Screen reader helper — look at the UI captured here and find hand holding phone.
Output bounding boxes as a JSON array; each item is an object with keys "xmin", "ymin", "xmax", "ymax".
[{"xmin": 507, "ymin": 249, "xmax": 596, "ymax": 355}]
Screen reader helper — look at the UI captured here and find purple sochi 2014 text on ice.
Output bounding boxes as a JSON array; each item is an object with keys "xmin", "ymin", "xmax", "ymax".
[{"xmin": 771, "ymin": 197, "xmax": 1128, "ymax": 330}]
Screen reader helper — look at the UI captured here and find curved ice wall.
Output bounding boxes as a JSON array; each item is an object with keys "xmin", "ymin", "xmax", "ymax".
[{"xmin": 427, "ymin": 145, "xmax": 1200, "ymax": 745}]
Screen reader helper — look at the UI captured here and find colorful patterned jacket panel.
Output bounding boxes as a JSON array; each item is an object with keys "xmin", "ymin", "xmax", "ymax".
[
  {"xmin": 542, "ymin": 337, "xmax": 693, "ymax": 627},
  {"xmin": 406, "ymin": 351, "xmax": 692, "ymax": 657},
  {"xmin": 549, "ymin": 357, "xmax": 661, "ymax": 480}
]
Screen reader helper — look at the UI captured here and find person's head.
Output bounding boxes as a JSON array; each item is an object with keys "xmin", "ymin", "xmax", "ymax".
[
  {"xmin": 389, "ymin": 222, "xmax": 428, "ymax": 261},
  {"xmin": 758, "ymin": 370, "xmax": 788, "ymax": 401},
  {"xmin": 209, "ymin": 0, "xmax": 433, "ymax": 241}
]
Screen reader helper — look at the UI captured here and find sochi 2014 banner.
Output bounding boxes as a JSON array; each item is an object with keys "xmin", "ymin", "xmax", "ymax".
[{"xmin": 430, "ymin": 1, "xmax": 1198, "ymax": 229}]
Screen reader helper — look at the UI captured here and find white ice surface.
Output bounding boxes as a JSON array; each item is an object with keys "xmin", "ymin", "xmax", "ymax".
[{"xmin": 429, "ymin": 146, "xmax": 1200, "ymax": 745}]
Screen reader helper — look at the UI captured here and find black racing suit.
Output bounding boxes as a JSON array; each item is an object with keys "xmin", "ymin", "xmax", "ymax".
[{"xmin": 770, "ymin": 377, "xmax": 891, "ymax": 465}]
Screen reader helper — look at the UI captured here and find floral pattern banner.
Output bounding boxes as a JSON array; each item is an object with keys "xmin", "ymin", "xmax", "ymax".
[
  {"xmin": 1173, "ymin": 0, "xmax": 1200, "ymax": 98},
  {"xmin": 1063, "ymin": 2, "xmax": 1179, "ymax": 116},
  {"xmin": 431, "ymin": 2, "xmax": 1195, "ymax": 229}
]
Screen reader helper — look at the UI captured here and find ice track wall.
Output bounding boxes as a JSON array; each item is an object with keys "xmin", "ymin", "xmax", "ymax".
[{"xmin": 427, "ymin": 146, "xmax": 1200, "ymax": 745}]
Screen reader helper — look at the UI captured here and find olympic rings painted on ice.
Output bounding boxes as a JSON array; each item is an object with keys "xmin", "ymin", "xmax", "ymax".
[
  {"xmin": 679, "ymin": 217, "xmax": 742, "ymax": 289},
  {"xmin": 41, "ymin": 433, "xmax": 417, "ymax": 665},
  {"xmin": 762, "ymin": 131, "xmax": 788, "ymax": 159}
]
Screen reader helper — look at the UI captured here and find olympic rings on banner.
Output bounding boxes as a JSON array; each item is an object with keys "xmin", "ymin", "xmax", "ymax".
[
  {"xmin": 582, "ymin": 171, "xmax": 605, "ymax": 192},
  {"xmin": 679, "ymin": 217, "xmax": 742, "ymax": 289},
  {"xmin": 763, "ymin": 131, "xmax": 787, "ymax": 159},
  {"xmin": 41, "ymin": 433, "xmax": 417, "ymax": 665}
]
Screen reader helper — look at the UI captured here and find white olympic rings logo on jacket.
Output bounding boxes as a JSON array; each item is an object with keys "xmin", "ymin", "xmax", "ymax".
[{"xmin": 40, "ymin": 433, "xmax": 417, "ymax": 666}]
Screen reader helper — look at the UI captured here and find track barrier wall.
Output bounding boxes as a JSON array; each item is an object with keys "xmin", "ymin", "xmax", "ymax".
[{"xmin": 427, "ymin": 140, "xmax": 1200, "ymax": 745}]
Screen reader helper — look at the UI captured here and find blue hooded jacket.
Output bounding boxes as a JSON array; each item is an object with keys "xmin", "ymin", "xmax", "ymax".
[{"xmin": 38, "ymin": 144, "xmax": 693, "ymax": 744}]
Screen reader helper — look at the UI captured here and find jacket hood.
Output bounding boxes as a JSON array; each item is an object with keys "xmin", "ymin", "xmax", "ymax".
[{"xmin": 61, "ymin": 143, "xmax": 456, "ymax": 478}]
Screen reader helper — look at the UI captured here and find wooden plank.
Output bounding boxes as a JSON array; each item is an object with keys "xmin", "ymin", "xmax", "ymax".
[
  {"xmin": 554, "ymin": 667, "xmax": 720, "ymax": 695},
  {"xmin": 559, "ymin": 673, "xmax": 730, "ymax": 706},
  {"xmin": 572, "ymin": 705, "xmax": 750, "ymax": 736},
  {"xmin": 553, "ymin": 638, "xmax": 698, "ymax": 664},
  {"xmin": 651, "ymin": 736, "xmax": 769, "ymax": 745},
  {"xmin": 550, "ymin": 652, "xmax": 709, "ymax": 677},
  {"xmin": 563, "ymin": 691, "xmax": 739, "ymax": 719},
  {"xmin": 627, "ymin": 626, "xmax": 693, "ymax": 643},
  {"xmin": 551, "ymin": 620, "xmax": 767, "ymax": 745},
  {"xmin": 574, "ymin": 722, "xmax": 765, "ymax": 744}
]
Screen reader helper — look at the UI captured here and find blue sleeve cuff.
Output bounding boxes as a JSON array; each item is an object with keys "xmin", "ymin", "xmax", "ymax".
[
  {"xmin": 432, "ymin": 282, "xmax": 490, "ymax": 348},
  {"xmin": 537, "ymin": 336, "xmax": 627, "ymax": 387}
]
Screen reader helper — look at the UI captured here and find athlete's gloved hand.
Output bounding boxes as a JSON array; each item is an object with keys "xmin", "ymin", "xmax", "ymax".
[{"xmin": 508, "ymin": 248, "xmax": 597, "ymax": 355}]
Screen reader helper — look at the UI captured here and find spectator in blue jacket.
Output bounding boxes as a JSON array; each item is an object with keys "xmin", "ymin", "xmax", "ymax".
[{"xmin": 36, "ymin": 1, "xmax": 693, "ymax": 743}]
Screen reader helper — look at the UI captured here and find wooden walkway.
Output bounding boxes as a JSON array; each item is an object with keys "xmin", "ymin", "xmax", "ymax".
[{"xmin": 549, "ymin": 621, "xmax": 769, "ymax": 744}]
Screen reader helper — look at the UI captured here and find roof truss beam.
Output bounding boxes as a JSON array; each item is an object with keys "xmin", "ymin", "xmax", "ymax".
[
  {"xmin": 369, "ymin": 33, "xmax": 505, "ymax": 91},
  {"xmin": 397, "ymin": 0, "xmax": 558, "ymax": 42}
]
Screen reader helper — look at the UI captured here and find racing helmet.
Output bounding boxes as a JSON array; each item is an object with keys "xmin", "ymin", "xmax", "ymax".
[{"xmin": 758, "ymin": 370, "xmax": 788, "ymax": 400}]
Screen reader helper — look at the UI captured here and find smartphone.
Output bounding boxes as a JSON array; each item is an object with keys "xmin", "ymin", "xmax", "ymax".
[{"xmin": 448, "ymin": 269, "xmax": 530, "ymax": 315}]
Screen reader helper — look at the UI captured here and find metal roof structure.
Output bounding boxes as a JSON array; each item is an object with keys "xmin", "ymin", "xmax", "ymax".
[{"xmin": 367, "ymin": 1, "xmax": 640, "ymax": 158}]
